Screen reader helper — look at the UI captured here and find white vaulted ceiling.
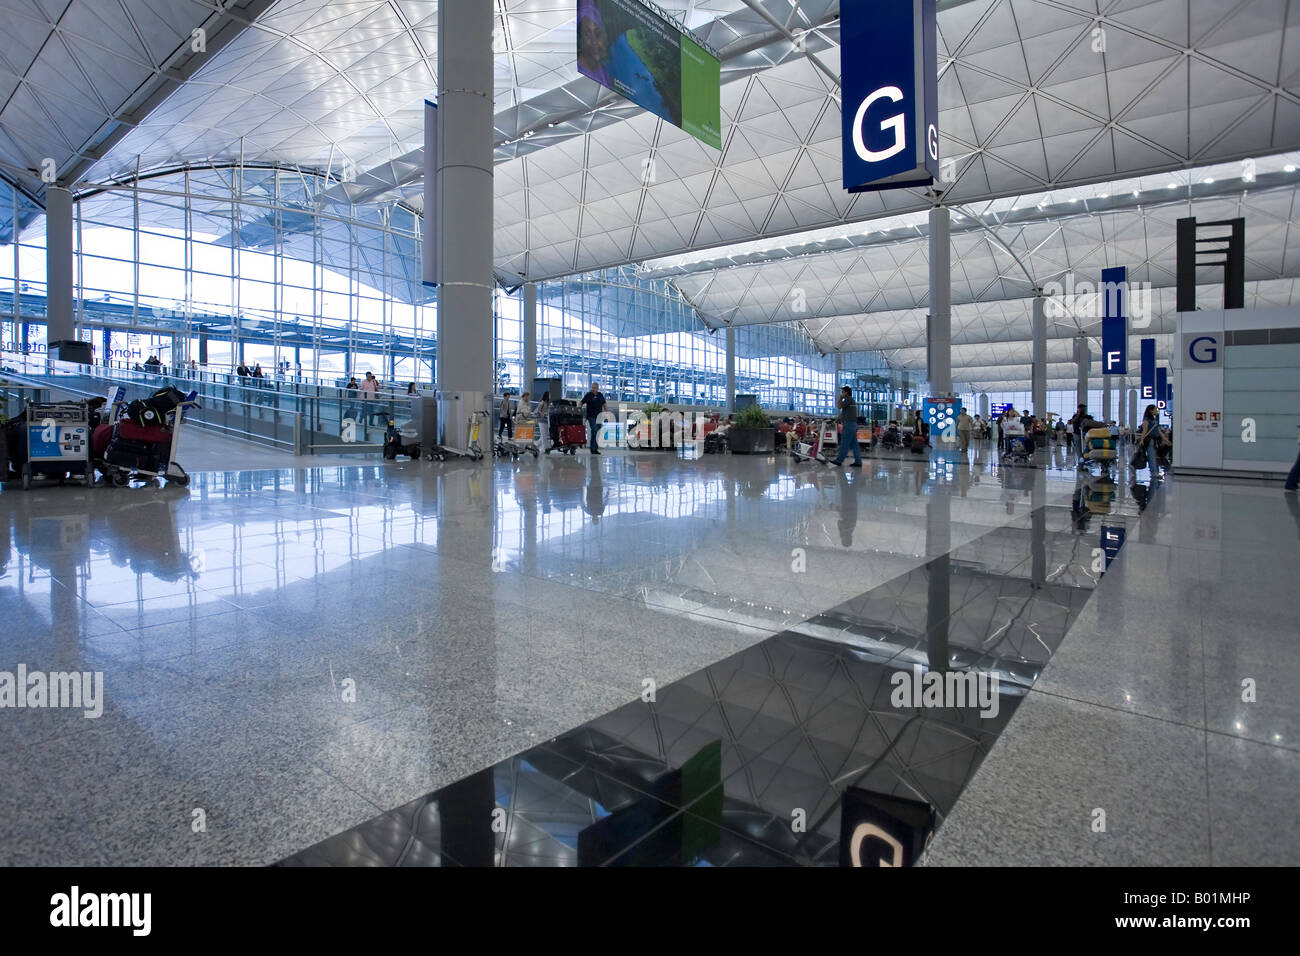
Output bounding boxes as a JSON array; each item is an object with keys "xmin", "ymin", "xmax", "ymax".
[
  {"xmin": 3, "ymin": 0, "xmax": 1299, "ymax": 389},
  {"xmin": 0, "ymin": 0, "xmax": 275, "ymax": 201}
]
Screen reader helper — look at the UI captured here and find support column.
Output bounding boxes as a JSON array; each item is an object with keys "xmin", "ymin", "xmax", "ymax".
[
  {"xmin": 45, "ymin": 186, "xmax": 75, "ymax": 347},
  {"xmin": 523, "ymin": 282, "xmax": 537, "ymax": 395},
  {"xmin": 1031, "ymin": 292, "xmax": 1047, "ymax": 420},
  {"xmin": 434, "ymin": 0, "xmax": 494, "ymax": 400},
  {"xmin": 979, "ymin": 393, "xmax": 989, "ymax": 418},
  {"xmin": 927, "ymin": 201, "xmax": 952, "ymax": 397},
  {"xmin": 1102, "ymin": 373, "xmax": 1113, "ymax": 423},
  {"xmin": 1075, "ymin": 335, "xmax": 1089, "ymax": 410},
  {"xmin": 725, "ymin": 325, "xmax": 736, "ymax": 413},
  {"xmin": 1128, "ymin": 388, "xmax": 1138, "ymax": 433}
]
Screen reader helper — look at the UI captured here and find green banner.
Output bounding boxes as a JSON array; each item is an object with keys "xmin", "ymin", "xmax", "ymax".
[{"xmin": 680, "ymin": 34, "xmax": 722, "ymax": 150}]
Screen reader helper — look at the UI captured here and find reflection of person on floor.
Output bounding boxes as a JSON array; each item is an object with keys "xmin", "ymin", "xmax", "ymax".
[
  {"xmin": 584, "ymin": 460, "xmax": 605, "ymax": 522},
  {"xmin": 836, "ymin": 468, "xmax": 857, "ymax": 547}
]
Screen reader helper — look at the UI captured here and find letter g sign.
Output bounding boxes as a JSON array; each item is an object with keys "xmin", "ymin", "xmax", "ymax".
[
  {"xmin": 1185, "ymin": 333, "xmax": 1222, "ymax": 368},
  {"xmin": 853, "ymin": 86, "xmax": 906, "ymax": 163}
]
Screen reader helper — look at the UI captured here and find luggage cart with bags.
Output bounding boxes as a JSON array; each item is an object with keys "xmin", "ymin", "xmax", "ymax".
[
  {"xmin": 93, "ymin": 386, "xmax": 199, "ymax": 487},
  {"xmin": 501, "ymin": 416, "xmax": 541, "ymax": 460},
  {"xmin": 547, "ymin": 400, "xmax": 586, "ymax": 456}
]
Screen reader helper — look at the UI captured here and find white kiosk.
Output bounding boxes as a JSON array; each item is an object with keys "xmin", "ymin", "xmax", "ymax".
[{"xmin": 1173, "ymin": 306, "xmax": 1300, "ymax": 479}]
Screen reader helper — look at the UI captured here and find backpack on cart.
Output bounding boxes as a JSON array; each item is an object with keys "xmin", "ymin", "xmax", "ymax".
[{"xmin": 125, "ymin": 386, "xmax": 187, "ymax": 427}]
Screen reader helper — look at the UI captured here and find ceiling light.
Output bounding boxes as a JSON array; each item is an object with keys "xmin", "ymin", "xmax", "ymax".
[
  {"xmin": 1203, "ymin": 177, "xmax": 1214, "ymax": 184},
  {"xmin": 1132, "ymin": 189, "xmax": 1140, "ymax": 197},
  {"xmin": 1286, "ymin": 165, "xmax": 1297, "ymax": 172},
  {"xmin": 1167, "ymin": 182, "xmax": 1178, "ymax": 188},
  {"xmin": 1098, "ymin": 193, "xmax": 1109, "ymax": 198}
]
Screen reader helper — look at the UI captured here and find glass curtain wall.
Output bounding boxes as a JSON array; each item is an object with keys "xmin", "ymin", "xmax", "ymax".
[{"xmin": 4, "ymin": 169, "xmax": 865, "ymax": 413}]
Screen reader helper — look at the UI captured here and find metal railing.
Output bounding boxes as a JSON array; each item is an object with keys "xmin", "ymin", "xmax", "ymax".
[{"xmin": 1, "ymin": 352, "xmax": 404, "ymax": 455}]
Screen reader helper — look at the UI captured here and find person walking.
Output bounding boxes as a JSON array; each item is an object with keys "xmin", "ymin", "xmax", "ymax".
[
  {"xmin": 498, "ymin": 391, "xmax": 514, "ymax": 440},
  {"xmin": 360, "ymin": 370, "xmax": 380, "ymax": 424},
  {"xmin": 1135, "ymin": 404, "xmax": 1162, "ymax": 477},
  {"xmin": 1069, "ymin": 404, "xmax": 1090, "ymax": 458},
  {"xmin": 832, "ymin": 386, "xmax": 862, "ymax": 467},
  {"xmin": 536, "ymin": 391, "xmax": 551, "ymax": 451},
  {"xmin": 581, "ymin": 381, "xmax": 606, "ymax": 454},
  {"xmin": 957, "ymin": 408, "xmax": 973, "ymax": 453}
]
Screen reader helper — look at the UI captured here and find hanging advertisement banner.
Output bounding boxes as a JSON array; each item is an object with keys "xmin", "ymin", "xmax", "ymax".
[
  {"xmin": 577, "ymin": 0, "xmax": 722, "ymax": 149},
  {"xmin": 841, "ymin": 0, "xmax": 939, "ymax": 192},
  {"xmin": 1156, "ymin": 366, "xmax": 1168, "ymax": 410},
  {"xmin": 1101, "ymin": 265, "xmax": 1127, "ymax": 374},
  {"xmin": 1140, "ymin": 338, "xmax": 1156, "ymax": 401}
]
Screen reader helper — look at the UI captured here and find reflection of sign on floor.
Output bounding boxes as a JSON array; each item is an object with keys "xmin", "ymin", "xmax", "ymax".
[{"xmin": 839, "ymin": 787, "xmax": 935, "ymax": 867}]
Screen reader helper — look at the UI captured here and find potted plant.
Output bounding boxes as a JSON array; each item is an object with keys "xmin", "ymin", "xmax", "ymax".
[{"xmin": 728, "ymin": 404, "xmax": 776, "ymax": 454}]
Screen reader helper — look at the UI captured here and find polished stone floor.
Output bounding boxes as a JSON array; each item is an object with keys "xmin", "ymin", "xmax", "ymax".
[{"xmin": 2, "ymin": 435, "xmax": 1289, "ymax": 865}]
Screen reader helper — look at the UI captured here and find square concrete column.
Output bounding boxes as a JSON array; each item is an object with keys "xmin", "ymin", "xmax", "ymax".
[
  {"xmin": 1031, "ymin": 291, "xmax": 1047, "ymax": 419},
  {"xmin": 45, "ymin": 186, "xmax": 75, "ymax": 345},
  {"xmin": 927, "ymin": 202, "xmax": 951, "ymax": 396},
  {"xmin": 434, "ymin": 0, "xmax": 494, "ymax": 397},
  {"xmin": 1075, "ymin": 335, "xmax": 1090, "ymax": 409},
  {"xmin": 725, "ymin": 325, "xmax": 735, "ymax": 412},
  {"xmin": 523, "ymin": 282, "xmax": 537, "ymax": 395}
]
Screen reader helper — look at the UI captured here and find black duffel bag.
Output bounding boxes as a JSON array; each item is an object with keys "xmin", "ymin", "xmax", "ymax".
[{"xmin": 105, "ymin": 437, "xmax": 165, "ymax": 472}]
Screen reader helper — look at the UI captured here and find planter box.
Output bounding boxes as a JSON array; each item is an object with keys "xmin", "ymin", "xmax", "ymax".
[{"xmin": 728, "ymin": 426, "xmax": 775, "ymax": 454}]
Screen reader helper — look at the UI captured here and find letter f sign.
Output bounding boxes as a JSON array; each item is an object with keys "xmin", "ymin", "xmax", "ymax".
[{"xmin": 853, "ymin": 86, "xmax": 906, "ymax": 162}]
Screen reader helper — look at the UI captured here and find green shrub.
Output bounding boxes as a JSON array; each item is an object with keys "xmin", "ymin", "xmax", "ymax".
[{"xmin": 734, "ymin": 404, "xmax": 771, "ymax": 428}]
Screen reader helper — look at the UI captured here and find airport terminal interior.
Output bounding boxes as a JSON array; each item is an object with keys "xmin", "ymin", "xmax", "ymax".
[{"xmin": 0, "ymin": 0, "xmax": 1297, "ymax": 867}]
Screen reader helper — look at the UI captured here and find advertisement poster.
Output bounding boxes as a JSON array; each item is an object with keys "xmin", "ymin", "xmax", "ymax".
[{"xmin": 577, "ymin": 0, "xmax": 722, "ymax": 149}]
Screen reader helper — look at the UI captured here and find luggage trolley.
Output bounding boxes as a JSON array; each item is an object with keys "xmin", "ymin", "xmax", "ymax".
[
  {"xmin": 547, "ymin": 400, "xmax": 587, "ymax": 456},
  {"xmin": 93, "ymin": 388, "xmax": 199, "ymax": 487},
  {"xmin": 501, "ymin": 416, "xmax": 541, "ymax": 460},
  {"xmin": 791, "ymin": 418, "xmax": 832, "ymax": 464},
  {"xmin": 20, "ymin": 401, "xmax": 93, "ymax": 490}
]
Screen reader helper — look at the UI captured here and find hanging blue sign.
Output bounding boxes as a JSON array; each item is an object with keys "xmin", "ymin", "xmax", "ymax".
[
  {"xmin": 1139, "ymin": 338, "xmax": 1156, "ymax": 401},
  {"xmin": 1101, "ymin": 266, "xmax": 1127, "ymax": 374},
  {"xmin": 841, "ymin": 0, "xmax": 939, "ymax": 192},
  {"xmin": 1155, "ymin": 366, "xmax": 1168, "ymax": 410}
]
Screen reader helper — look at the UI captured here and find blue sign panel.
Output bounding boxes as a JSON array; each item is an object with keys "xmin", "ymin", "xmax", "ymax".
[
  {"xmin": 923, "ymin": 396, "xmax": 962, "ymax": 444},
  {"xmin": 1101, "ymin": 266, "xmax": 1127, "ymax": 374},
  {"xmin": 1100, "ymin": 525, "xmax": 1126, "ymax": 572},
  {"xmin": 841, "ymin": 0, "xmax": 939, "ymax": 192},
  {"xmin": 1139, "ymin": 338, "xmax": 1156, "ymax": 401},
  {"xmin": 1155, "ymin": 366, "xmax": 1167, "ymax": 410}
]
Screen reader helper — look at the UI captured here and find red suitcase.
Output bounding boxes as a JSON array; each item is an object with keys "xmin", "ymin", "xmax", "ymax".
[{"xmin": 558, "ymin": 424, "xmax": 587, "ymax": 447}]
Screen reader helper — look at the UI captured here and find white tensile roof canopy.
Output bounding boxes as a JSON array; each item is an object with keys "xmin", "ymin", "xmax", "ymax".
[{"xmin": 0, "ymin": 0, "xmax": 1297, "ymax": 390}]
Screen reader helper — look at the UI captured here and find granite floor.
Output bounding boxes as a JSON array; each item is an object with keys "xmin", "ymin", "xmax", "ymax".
[
  {"xmin": 922, "ymin": 477, "xmax": 1300, "ymax": 867},
  {"xmin": 4, "ymin": 433, "xmax": 1289, "ymax": 866}
]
